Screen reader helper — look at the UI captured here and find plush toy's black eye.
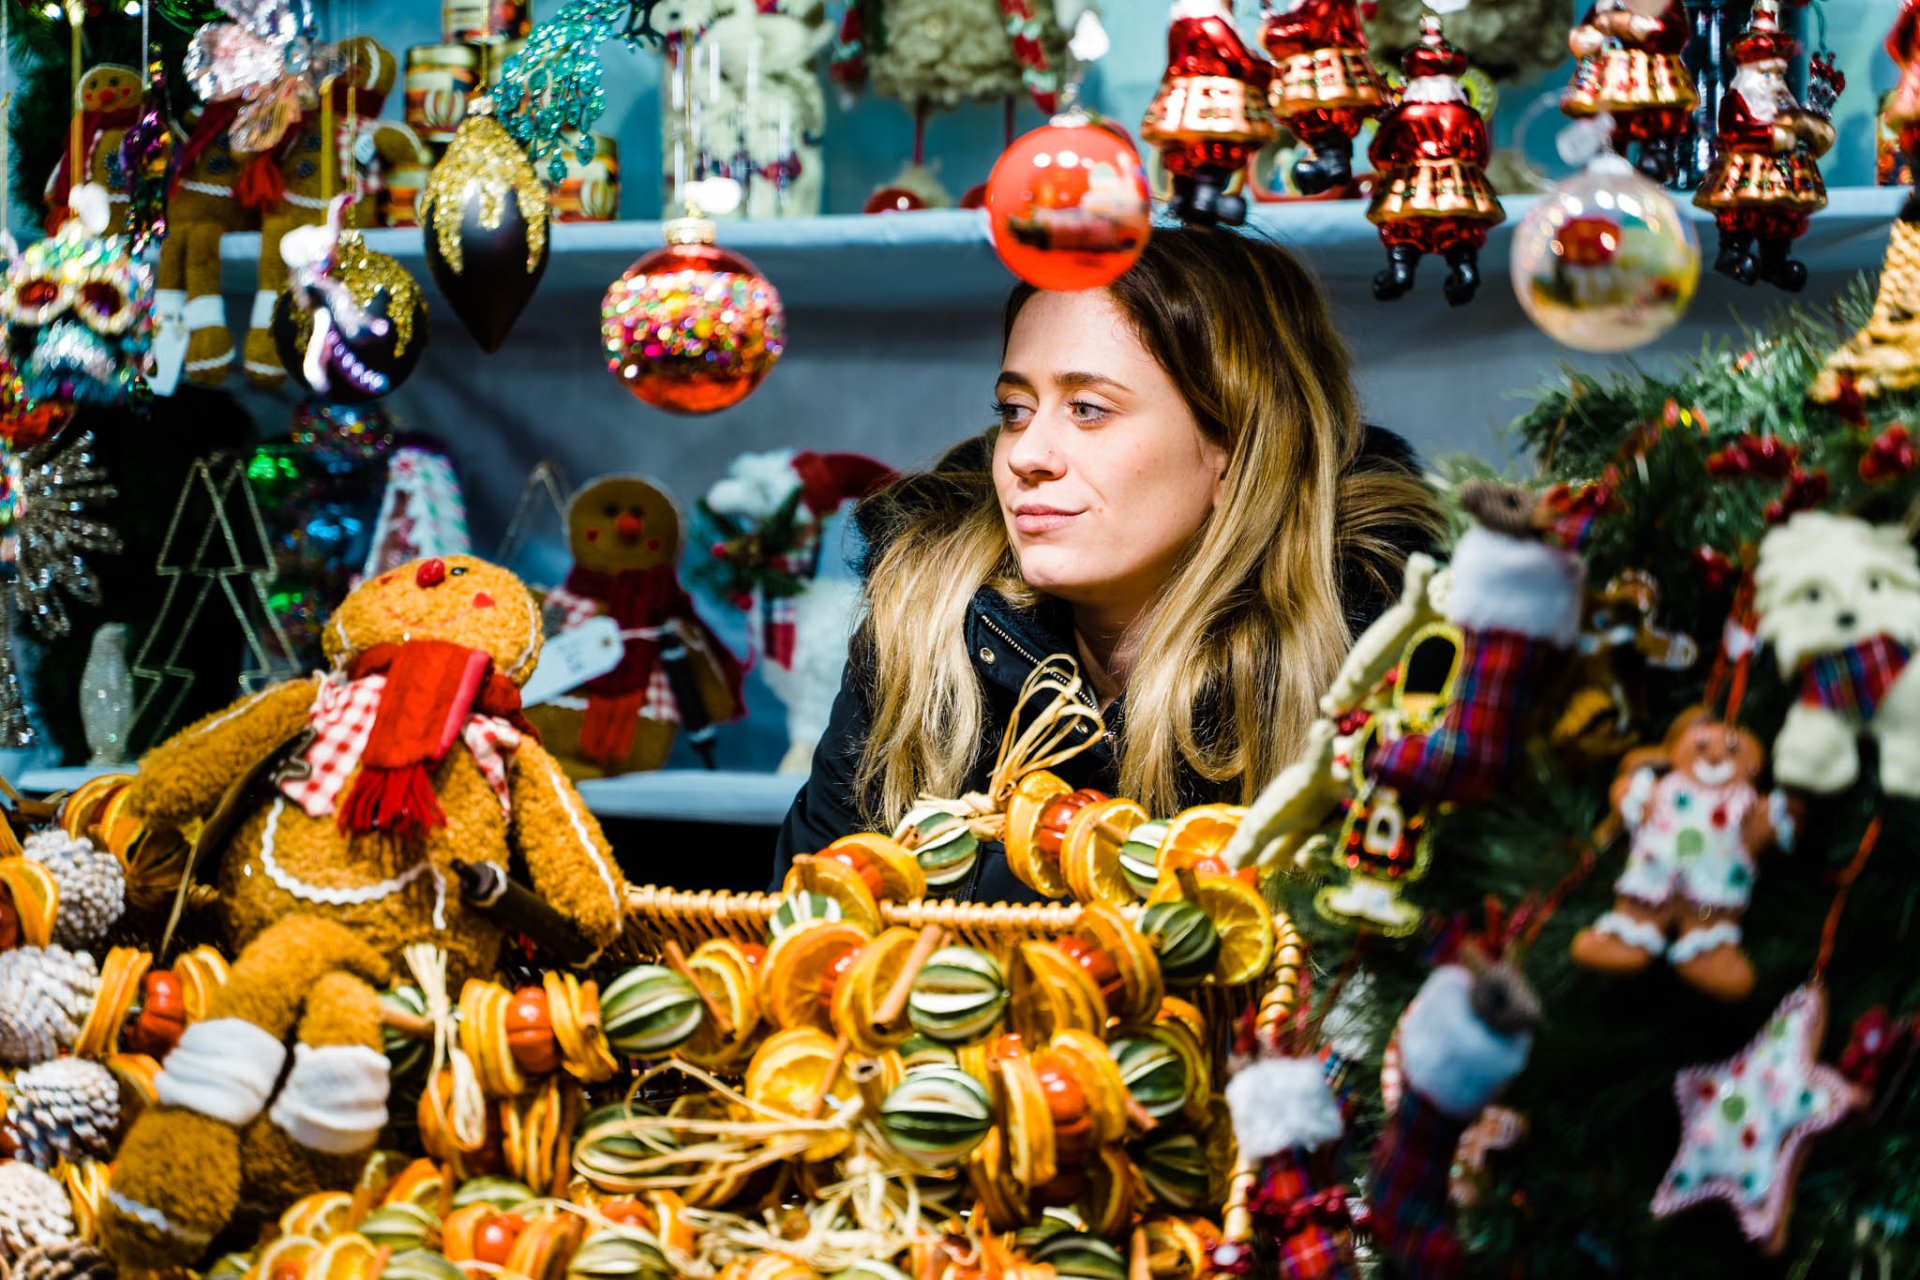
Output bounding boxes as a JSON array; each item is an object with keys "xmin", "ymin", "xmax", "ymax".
[
  {"xmin": 450, "ymin": 565, "xmax": 468, "ymax": 576},
  {"xmin": 1868, "ymin": 576, "xmax": 1884, "ymax": 592},
  {"xmin": 628, "ymin": 505, "xmax": 645, "ymax": 517},
  {"xmin": 603, "ymin": 502, "xmax": 619, "ymax": 518},
  {"xmin": 1805, "ymin": 586, "xmax": 1822, "ymax": 604}
]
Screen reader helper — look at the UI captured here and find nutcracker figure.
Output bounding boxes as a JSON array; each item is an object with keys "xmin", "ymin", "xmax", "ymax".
[
  {"xmin": 1366, "ymin": 13, "xmax": 1503, "ymax": 306},
  {"xmin": 1692, "ymin": 0, "xmax": 1832, "ymax": 292},
  {"xmin": 1140, "ymin": 0, "xmax": 1279, "ymax": 226},
  {"xmin": 1891, "ymin": 0, "xmax": 1920, "ymax": 209},
  {"xmin": 1561, "ymin": 0, "xmax": 1696, "ymax": 184},
  {"xmin": 1260, "ymin": 0, "xmax": 1385, "ymax": 196}
]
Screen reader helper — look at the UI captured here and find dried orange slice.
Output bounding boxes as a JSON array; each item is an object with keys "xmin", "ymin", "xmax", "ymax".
[
  {"xmin": 1009, "ymin": 940, "xmax": 1107, "ymax": 1043},
  {"xmin": 966, "ymin": 1128, "xmax": 1035, "ymax": 1232},
  {"xmin": 245, "ymin": 1234, "xmax": 318, "ymax": 1280},
  {"xmin": 1048, "ymin": 1029, "xmax": 1130, "ymax": 1144},
  {"xmin": 680, "ymin": 938, "xmax": 763, "ymax": 1068},
  {"xmin": 173, "ymin": 945, "xmax": 231, "ymax": 1022},
  {"xmin": 1062, "ymin": 797, "xmax": 1147, "ymax": 906},
  {"xmin": 544, "ymin": 971, "xmax": 619, "ymax": 1083},
  {"xmin": 1187, "ymin": 875, "xmax": 1276, "ymax": 985},
  {"xmin": 0, "ymin": 857, "xmax": 57, "ymax": 948},
  {"xmin": 381, "ymin": 1158, "xmax": 446, "ymax": 1210},
  {"xmin": 992, "ymin": 1048, "xmax": 1056, "ymax": 1190},
  {"xmin": 646, "ymin": 1190, "xmax": 697, "ymax": 1255},
  {"xmin": 1075, "ymin": 902, "xmax": 1163, "ymax": 1025},
  {"xmin": 1080, "ymin": 1145, "xmax": 1136, "ymax": 1240},
  {"xmin": 279, "ymin": 1190, "xmax": 354, "ymax": 1241},
  {"xmin": 829, "ymin": 926, "xmax": 918, "ymax": 1056},
  {"xmin": 1004, "ymin": 771, "xmax": 1073, "ymax": 899},
  {"xmin": 306, "ymin": 1232, "xmax": 381, "ymax": 1280},
  {"xmin": 823, "ymin": 833, "xmax": 927, "ymax": 901},
  {"xmin": 460, "ymin": 980, "xmax": 526, "ymax": 1098},
  {"xmin": 506, "ymin": 1214, "xmax": 585, "ymax": 1280},
  {"xmin": 764, "ymin": 921, "xmax": 870, "ymax": 1034},
  {"xmin": 1149, "ymin": 1018, "xmax": 1213, "ymax": 1125},
  {"xmin": 74, "ymin": 946, "xmax": 150, "ymax": 1059},
  {"xmin": 60, "ymin": 774, "xmax": 127, "ymax": 841},
  {"xmin": 783, "ymin": 855, "xmax": 882, "ymax": 934},
  {"xmin": 1141, "ymin": 1215, "xmax": 1219, "ymax": 1280},
  {"xmin": 106, "ymin": 1052, "xmax": 160, "ymax": 1107},
  {"xmin": 743, "ymin": 1027, "xmax": 857, "ymax": 1161},
  {"xmin": 668, "ymin": 1093, "xmax": 758, "ymax": 1206},
  {"xmin": 1158, "ymin": 805, "xmax": 1248, "ymax": 873}
]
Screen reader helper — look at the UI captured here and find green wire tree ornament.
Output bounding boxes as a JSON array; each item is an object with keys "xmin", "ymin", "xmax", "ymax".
[{"xmin": 495, "ymin": 0, "xmax": 669, "ymax": 183}]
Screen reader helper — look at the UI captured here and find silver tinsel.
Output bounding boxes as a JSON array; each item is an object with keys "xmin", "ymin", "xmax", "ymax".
[
  {"xmin": 3, "ymin": 1057, "xmax": 119, "ymax": 1169},
  {"xmin": 0, "ymin": 1162, "xmax": 75, "ymax": 1262},
  {"xmin": 0, "ymin": 946, "xmax": 99, "ymax": 1066},
  {"xmin": 6, "ymin": 431, "xmax": 122, "ymax": 641},
  {"xmin": 22, "ymin": 831, "xmax": 125, "ymax": 950}
]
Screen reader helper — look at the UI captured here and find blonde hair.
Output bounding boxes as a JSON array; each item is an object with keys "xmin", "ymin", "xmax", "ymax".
[{"xmin": 855, "ymin": 228, "xmax": 1445, "ymax": 823}]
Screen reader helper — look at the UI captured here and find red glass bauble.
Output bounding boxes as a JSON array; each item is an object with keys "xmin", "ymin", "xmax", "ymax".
[
  {"xmin": 864, "ymin": 186, "xmax": 928, "ymax": 214},
  {"xmin": 601, "ymin": 218, "xmax": 786, "ymax": 415},
  {"xmin": 958, "ymin": 182, "xmax": 988, "ymax": 209},
  {"xmin": 986, "ymin": 116, "xmax": 1152, "ymax": 291}
]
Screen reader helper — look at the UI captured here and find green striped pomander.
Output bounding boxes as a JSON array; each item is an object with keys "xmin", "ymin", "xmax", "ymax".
[
  {"xmin": 1029, "ymin": 1232, "xmax": 1129, "ymax": 1280},
  {"xmin": 358, "ymin": 1202, "xmax": 439, "ymax": 1251},
  {"xmin": 1138, "ymin": 900, "xmax": 1221, "ymax": 987},
  {"xmin": 380, "ymin": 984, "xmax": 431, "ymax": 1080},
  {"xmin": 566, "ymin": 1227, "xmax": 674, "ymax": 1280},
  {"xmin": 769, "ymin": 890, "xmax": 845, "ymax": 939},
  {"xmin": 382, "ymin": 1250, "xmax": 468, "ymax": 1280},
  {"xmin": 1107, "ymin": 1034, "xmax": 1189, "ymax": 1120},
  {"xmin": 1118, "ymin": 820, "xmax": 1168, "ymax": 899},
  {"xmin": 898, "ymin": 1034, "xmax": 961, "ymax": 1073},
  {"xmin": 1133, "ymin": 1127, "xmax": 1210, "ymax": 1210},
  {"xmin": 574, "ymin": 1100, "xmax": 679, "ymax": 1190},
  {"xmin": 907, "ymin": 946, "xmax": 1008, "ymax": 1044},
  {"xmin": 450, "ymin": 1176, "xmax": 535, "ymax": 1211},
  {"xmin": 879, "ymin": 1064, "xmax": 994, "ymax": 1165},
  {"xmin": 898, "ymin": 805, "xmax": 980, "ymax": 889},
  {"xmin": 600, "ymin": 964, "xmax": 706, "ymax": 1057}
]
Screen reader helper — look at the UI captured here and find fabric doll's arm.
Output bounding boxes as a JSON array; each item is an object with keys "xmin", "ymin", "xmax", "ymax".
[
  {"xmin": 508, "ymin": 737, "xmax": 627, "ymax": 955},
  {"xmin": 127, "ymin": 676, "xmax": 323, "ymax": 829}
]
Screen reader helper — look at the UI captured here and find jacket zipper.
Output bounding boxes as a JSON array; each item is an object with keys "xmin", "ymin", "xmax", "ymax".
[{"xmin": 977, "ymin": 612, "xmax": 1100, "ymax": 714}]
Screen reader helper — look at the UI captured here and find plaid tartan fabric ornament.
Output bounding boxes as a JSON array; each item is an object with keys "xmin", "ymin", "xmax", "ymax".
[{"xmin": 1225, "ymin": 1052, "xmax": 1356, "ymax": 1279}]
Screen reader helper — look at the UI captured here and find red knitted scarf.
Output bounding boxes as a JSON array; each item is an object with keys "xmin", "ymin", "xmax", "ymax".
[{"xmin": 336, "ymin": 639, "xmax": 531, "ymax": 840}]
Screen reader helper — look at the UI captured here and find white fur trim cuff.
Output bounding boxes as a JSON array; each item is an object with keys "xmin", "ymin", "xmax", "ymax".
[
  {"xmin": 183, "ymin": 294, "xmax": 228, "ymax": 328},
  {"xmin": 1593, "ymin": 910, "xmax": 1668, "ymax": 955},
  {"xmin": 269, "ymin": 1043, "xmax": 392, "ymax": 1154},
  {"xmin": 250, "ymin": 289, "xmax": 280, "ymax": 330},
  {"xmin": 154, "ymin": 1018, "xmax": 288, "ymax": 1126},
  {"xmin": 1398, "ymin": 964, "xmax": 1532, "ymax": 1118},
  {"xmin": 1669, "ymin": 921, "xmax": 1742, "ymax": 965},
  {"xmin": 1619, "ymin": 768, "xmax": 1657, "ymax": 829},
  {"xmin": 1445, "ymin": 526, "xmax": 1584, "ymax": 647},
  {"xmin": 1225, "ymin": 1056, "xmax": 1343, "ymax": 1160}
]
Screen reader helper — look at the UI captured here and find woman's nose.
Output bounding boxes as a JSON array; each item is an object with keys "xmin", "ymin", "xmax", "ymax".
[{"xmin": 1005, "ymin": 418, "xmax": 1065, "ymax": 479}]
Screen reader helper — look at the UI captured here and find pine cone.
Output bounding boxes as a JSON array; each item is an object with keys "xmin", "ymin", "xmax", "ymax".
[
  {"xmin": 22, "ymin": 833, "xmax": 124, "ymax": 951},
  {"xmin": 2, "ymin": 1058, "xmax": 118, "ymax": 1169},
  {"xmin": 0, "ymin": 1161, "xmax": 75, "ymax": 1262},
  {"xmin": 13, "ymin": 1239, "xmax": 112, "ymax": 1280},
  {"xmin": 0, "ymin": 947, "xmax": 100, "ymax": 1066}
]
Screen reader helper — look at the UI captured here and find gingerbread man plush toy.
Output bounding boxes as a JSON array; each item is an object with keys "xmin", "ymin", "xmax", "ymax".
[{"xmin": 100, "ymin": 554, "xmax": 626, "ymax": 1267}]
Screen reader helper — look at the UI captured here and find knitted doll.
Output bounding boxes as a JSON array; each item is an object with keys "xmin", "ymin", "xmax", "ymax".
[
  {"xmin": 529, "ymin": 475, "xmax": 744, "ymax": 779},
  {"xmin": 99, "ymin": 554, "xmax": 626, "ymax": 1267}
]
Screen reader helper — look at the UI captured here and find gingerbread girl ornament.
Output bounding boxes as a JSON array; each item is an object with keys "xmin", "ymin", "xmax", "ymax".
[{"xmin": 1572, "ymin": 708, "xmax": 1795, "ymax": 1002}]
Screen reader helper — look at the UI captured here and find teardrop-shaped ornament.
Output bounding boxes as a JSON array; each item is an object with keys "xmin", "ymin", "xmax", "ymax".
[{"xmin": 419, "ymin": 102, "xmax": 552, "ymax": 353}]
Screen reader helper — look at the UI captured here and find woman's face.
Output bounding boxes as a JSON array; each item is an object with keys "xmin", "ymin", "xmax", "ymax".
[{"xmin": 993, "ymin": 289, "xmax": 1228, "ymax": 618}]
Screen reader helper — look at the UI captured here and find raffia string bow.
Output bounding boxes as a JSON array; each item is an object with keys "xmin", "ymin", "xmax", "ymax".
[{"xmin": 898, "ymin": 654, "xmax": 1105, "ymax": 851}]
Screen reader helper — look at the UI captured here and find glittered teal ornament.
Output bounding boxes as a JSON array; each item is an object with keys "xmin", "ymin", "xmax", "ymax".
[{"xmin": 496, "ymin": 0, "xmax": 668, "ymax": 182}]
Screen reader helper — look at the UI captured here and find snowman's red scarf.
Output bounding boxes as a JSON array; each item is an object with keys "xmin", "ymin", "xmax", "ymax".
[{"xmin": 336, "ymin": 639, "xmax": 533, "ymax": 840}]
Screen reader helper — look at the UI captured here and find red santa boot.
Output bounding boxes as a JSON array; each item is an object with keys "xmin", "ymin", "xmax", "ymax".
[
  {"xmin": 1365, "ymin": 14, "xmax": 1503, "ymax": 306},
  {"xmin": 1140, "ymin": 0, "xmax": 1278, "ymax": 227},
  {"xmin": 1261, "ymin": 0, "xmax": 1384, "ymax": 196}
]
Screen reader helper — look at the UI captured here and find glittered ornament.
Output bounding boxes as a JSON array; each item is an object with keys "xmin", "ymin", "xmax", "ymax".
[
  {"xmin": 986, "ymin": 114, "xmax": 1151, "ymax": 292},
  {"xmin": 272, "ymin": 226, "xmax": 430, "ymax": 402},
  {"xmin": 1653, "ymin": 982, "xmax": 1863, "ymax": 1252},
  {"xmin": 1510, "ymin": 154, "xmax": 1699, "ymax": 353},
  {"xmin": 418, "ymin": 103, "xmax": 551, "ymax": 353},
  {"xmin": 2, "ymin": 1055, "xmax": 121, "ymax": 1169},
  {"xmin": 0, "ymin": 355, "xmax": 72, "ymax": 451},
  {"xmin": 600, "ymin": 217, "xmax": 786, "ymax": 415},
  {"xmin": 0, "ymin": 187, "xmax": 152, "ymax": 408},
  {"xmin": 2, "ymin": 431, "xmax": 124, "ymax": 641}
]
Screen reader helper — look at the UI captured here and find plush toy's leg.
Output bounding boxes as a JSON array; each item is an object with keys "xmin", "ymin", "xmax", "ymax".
[
  {"xmin": 1669, "ymin": 904, "xmax": 1754, "ymax": 1002},
  {"xmin": 1367, "ymin": 1089, "xmax": 1470, "ymax": 1280},
  {"xmin": 1570, "ymin": 895, "xmax": 1672, "ymax": 974},
  {"xmin": 509, "ymin": 738, "xmax": 628, "ymax": 958},
  {"xmin": 183, "ymin": 223, "xmax": 233, "ymax": 385},
  {"xmin": 1771, "ymin": 702, "xmax": 1860, "ymax": 795},
  {"xmin": 246, "ymin": 213, "xmax": 295, "ymax": 387},
  {"xmin": 1873, "ymin": 671, "xmax": 1920, "ymax": 799},
  {"xmin": 101, "ymin": 917, "xmax": 389, "ymax": 1269},
  {"xmin": 241, "ymin": 969, "xmax": 389, "ymax": 1215}
]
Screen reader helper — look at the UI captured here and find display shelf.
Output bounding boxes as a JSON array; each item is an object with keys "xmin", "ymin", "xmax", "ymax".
[
  {"xmin": 14, "ymin": 763, "xmax": 801, "ymax": 826},
  {"xmin": 217, "ymin": 187, "xmax": 1908, "ymax": 311}
]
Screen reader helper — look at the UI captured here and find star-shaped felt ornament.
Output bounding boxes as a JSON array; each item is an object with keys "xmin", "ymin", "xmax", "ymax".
[{"xmin": 1652, "ymin": 982, "xmax": 1864, "ymax": 1253}]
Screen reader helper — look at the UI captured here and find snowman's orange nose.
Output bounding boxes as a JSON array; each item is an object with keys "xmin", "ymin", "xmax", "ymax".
[
  {"xmin": 416, "ymin": 558, "xmax": 447, "ymax": 587},
  {"xmin": 614, "ymin": 513, "xmax": 645, "ymax": 542}
]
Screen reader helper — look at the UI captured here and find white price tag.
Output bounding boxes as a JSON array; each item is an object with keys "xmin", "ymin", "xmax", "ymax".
[{"xmin": 521, "ymin": 616, "xmax": 625, "ymax": 707}]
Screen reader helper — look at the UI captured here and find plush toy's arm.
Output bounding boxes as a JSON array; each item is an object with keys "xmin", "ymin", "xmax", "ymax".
[
  {"xmin": 1221, "ymin": 718, "xmax": 1343, "ymax": 871},
  {"xmin": 1321, "ymin": 553, "xmax": 1444, "ymax": 717},
  {"xmin": 127, "ymin": 676, "xmax": 322, "ymax": 829},
  {"xmin": 509, "ymin": 737, "xmax": 627, "ymax": 956}
]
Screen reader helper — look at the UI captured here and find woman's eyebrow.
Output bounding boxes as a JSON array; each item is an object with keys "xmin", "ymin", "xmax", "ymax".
[
  {"xmin": 996, "ymin": 370, "xmax": 1035, "ymax": 390},
  {"xmin": 1056, "ymin": 372, "xmax": 1128, "ymax": 394}
]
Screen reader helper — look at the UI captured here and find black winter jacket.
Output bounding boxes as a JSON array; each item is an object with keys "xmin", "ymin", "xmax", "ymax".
[{"xmin": 771, "ymin": 426, "xmax": 1437, "ymax": 903}]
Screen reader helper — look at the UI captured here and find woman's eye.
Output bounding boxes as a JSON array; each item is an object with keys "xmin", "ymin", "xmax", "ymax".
[
  {"xmin": 992, "ymin": 399, "xmax": 1031, "ymax": 427},
  {"xmin": 1068, "ymin": 399, "xmax": 1110, "ymax": 423}
]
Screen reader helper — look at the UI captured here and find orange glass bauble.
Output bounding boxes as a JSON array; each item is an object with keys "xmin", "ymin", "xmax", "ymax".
[
  {"xmin": 601, "ymin": 217, "xmax": 786, "ymax": 415},
  {"xmin": 986, "ymin": 115, "xmax": 1152, "ymax": 291}
]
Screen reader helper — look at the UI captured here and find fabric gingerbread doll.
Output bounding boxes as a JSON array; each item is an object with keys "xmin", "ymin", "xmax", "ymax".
[
  {"xmin": 529, "ymin": 475, "xmax": 745, "ymax": 779},
  {"xmin": 45, "ymin": 64, "xmax": 144, "ymax": 234},
  {"xmin": 1571, "ymin": 708, "xmax": 1793, "ymax": 1002},
  {"xmin": 100, "ymin": 554, "xmax": 627, "ymax": 1268}
]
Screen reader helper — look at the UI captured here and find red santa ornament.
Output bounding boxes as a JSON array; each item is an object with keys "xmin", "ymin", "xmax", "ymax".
[
  {"xmin": 1260, "ymin": 0, "xmax": 1384, "ymax": 196},
  {"xmin": 1692, "ymin": 0, "xmax": 1833, "ymax": 292},
  {"xmin": 1889, "ymin": 0, "xmax": 1920, "ymax": 204},
  {"xmin": 1366, "ymin": 8, "xmax": 1504, "ymax": 306},
  {"xmin": 1139, "ymin": 0, "xmax": 1279, "ymax": 226},
  {"xmin": 1561, "ymin": 0, "xmax": 1696, "ymax": 184}
]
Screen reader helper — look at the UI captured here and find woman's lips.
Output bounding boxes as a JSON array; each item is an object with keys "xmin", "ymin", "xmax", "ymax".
[{"xmin": 1013, "ymin": 505, "xmax": 1082, "ymax": 534}]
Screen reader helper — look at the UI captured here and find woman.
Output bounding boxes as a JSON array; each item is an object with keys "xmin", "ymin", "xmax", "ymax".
[{"xmin": 774, "ymin": 226, "xmax": 1446, "ymax": 902}]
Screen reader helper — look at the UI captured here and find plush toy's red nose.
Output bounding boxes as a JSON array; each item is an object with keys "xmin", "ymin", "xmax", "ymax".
[
  {"xmin": 614, "ymin": 513, "xmax": 645, "ymax": 542},
  {"xmin": 415, "ymin": 558, "xmax": 447, "ymax": 588}
]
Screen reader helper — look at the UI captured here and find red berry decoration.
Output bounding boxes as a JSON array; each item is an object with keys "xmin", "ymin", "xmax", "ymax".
[
  {"xmin": 986, "ymin": 115, "xmax": 1151, "ymax": 292},
  {"xmin": 1860, "ymin": 424, "xmax": 1917, "ymax": 483},
  {"xmin": 505, "ymin": 986, "xmax": 561, "ymax": 1075},
  {"xmin": 864, "ymin": 187, "xmax": 928, "ymax": 214},
  {"xmin": 128, "ymin": 970, "xmax": 189, "ymax": 1058},
  {"xmin": 1692, "ymin": 545, "xmax": 1737, "ymax": 592}
]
